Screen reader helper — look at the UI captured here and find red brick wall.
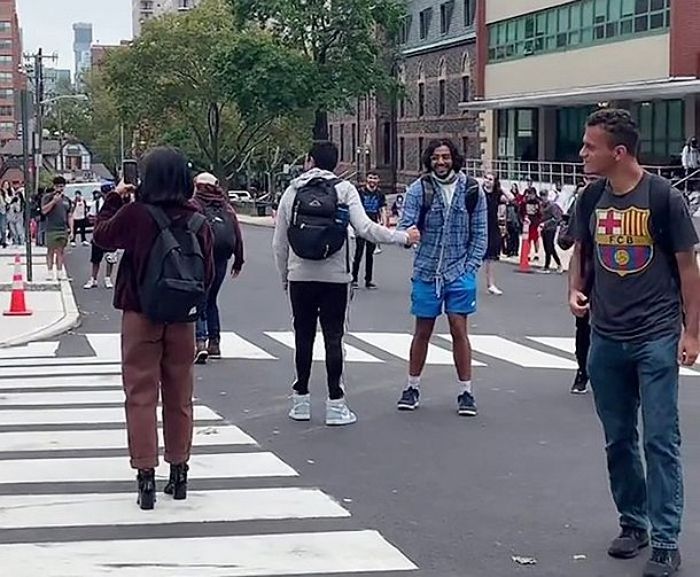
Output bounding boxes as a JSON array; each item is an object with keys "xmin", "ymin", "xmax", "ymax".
[{"xmin": 670, "ymin": 0, "xmax": 700, "ymax": 77}]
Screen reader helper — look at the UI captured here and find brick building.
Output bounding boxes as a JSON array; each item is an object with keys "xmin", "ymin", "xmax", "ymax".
[
  {"xmin": 329, "ymin": 0, "xmax": 481, "ymax": 191},
  {"xmin": 464, "ymin": 0, "xmax": 700, "ymax": 174},
  {"xmin": 0, "ymin": 0, "xmax": 23, "ymax": 142}
]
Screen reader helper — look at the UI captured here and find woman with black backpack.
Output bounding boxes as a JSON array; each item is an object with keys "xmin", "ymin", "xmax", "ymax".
[
  {"xmin": 94, "ymin": 147, "xmax": 214, "ymax": 511},
  {"xmin": 192, "ymin": 172, "xmax": 244, "ymax": 364}
]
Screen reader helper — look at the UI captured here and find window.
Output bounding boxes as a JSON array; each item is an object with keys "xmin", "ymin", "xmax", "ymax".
[
  {"xmin": 0, "ymin": 55, "xmax": 12, "ymax": 66},
  {"xmin": 461, "ymin": 53, "xmax": 471, "ymax": 102},
  {"xmin": 329, "ymin": 124, "xmax": 334, "ymax": 142},
  {"xmin": 631, "ymin": 99, "xmax": 684, "ymax": 164},
  {"xmin": 399, "ymin": 15, "xmax": 412, "ymax": 44},
  {"xmin": 418, "ymin": 137, "xmax": 424, "ymax": 169},
  {"xmin": 0, "ymin": 88, "xmax": 12, "ymax": 99},
  {"xmin": 351, "ymin": 123, "xmax": 357, "ymax": 161},
  {"xmin": 418, "ymin": 83, "xmax": 425, "ymax": 117},
  {"xmin": 140, "ymin": 0, "xmax": 153, "ymax": 10},
  {"xmin": 0, "ymin": 22, "xmax": 10, "ymax": 33},
  {"xmin": 464, "ymin": 0, "xmax": 476, "ymax": 27},
  {"xmin": 399, "ymin": 96, "xmax": 405, "ymax": 118},
  {"xmin": 383, "ymin": 122, "xmax": 391, "ymax": 165},
  {"xmin": 0, "ymin": 72, "xmax": 12, "ymax": 84},
  {"xmin": 399, "ymin": 137, "xmax": 405, "ymax": 170},
  {"xmin": 0, "ymin": 40, "xmax": 12, "ymax": 51},
  {"xmin": 488, "ymin": 0, "xmax": 671, "ymax": 62},
  {"xmin": 0, "ymin": 105, "xmax": 12, "ymax": 117},
  {"xmin": 0, "ymin": 121, "xmax": 14, "ymax": 134},
  {"xmin": 340, "ymin": 124, "xmax": 345, "ymax": 161},
  {"xmin": 419, "ymin": 8, "xmax": 433, "ymax": 39},
  {"xmin": 462, "ymin": 137, "xmax": 469, "ymax": 159},
  {"xmin": 438, "ymin": 80, "xmax": 446, "ymax": 115},
  {"xmin": 461, "ymin": 76, "xmax": 470, "ymax": 102},
  {"xmin": 440, "ymin": 1, "xmax": 454, "ymax": 35}
]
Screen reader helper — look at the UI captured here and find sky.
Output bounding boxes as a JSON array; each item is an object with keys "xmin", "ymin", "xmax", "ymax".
[{"xmin": 17, "ymin": 0, "xmax": 132, "ymax": 74}]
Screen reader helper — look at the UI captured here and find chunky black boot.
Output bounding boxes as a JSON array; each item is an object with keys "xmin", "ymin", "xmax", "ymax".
[
  {"xmin": 164, "ymin": 463, "xmax": 189, "ymax": 500},
  {"xmin": 137, "ymin": 468, "xmax": 156, "ymax": 510}
]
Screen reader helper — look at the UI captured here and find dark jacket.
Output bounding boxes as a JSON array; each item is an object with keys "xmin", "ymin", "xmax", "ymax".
[
  {"xmin": 193, "ymin": 190, "xmax": 245, "ymax": 272},
  {"xmin": 94, "ymin": 192, "xmax": 214, "ymax": 314}
]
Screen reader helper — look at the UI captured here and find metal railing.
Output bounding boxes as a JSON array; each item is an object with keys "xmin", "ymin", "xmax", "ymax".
[{"xmin": 464, "ymin": 158, "xmax": 685, "ymax": 188}]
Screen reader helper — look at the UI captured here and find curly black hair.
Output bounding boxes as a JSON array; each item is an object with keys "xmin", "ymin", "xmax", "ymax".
[
  {"xmin": 586, "ymin": 108, "xmax": 640, "ymax": 156},
  {"xmin": 422, "ymin": 139, "xmax": 465, "ymax": 174}
]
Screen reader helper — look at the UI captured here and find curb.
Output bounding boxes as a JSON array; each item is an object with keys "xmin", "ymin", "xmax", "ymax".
[
  {"xmin": 237, "ymin": 216, "xmax": 275, "ymax": 229},
  {"xmin": 0, "ymin": 277, "xmax": 81, "ymax": 349}
]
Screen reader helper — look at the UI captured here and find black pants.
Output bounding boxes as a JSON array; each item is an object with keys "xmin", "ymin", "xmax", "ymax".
[
  {"xmin": 352, "ymin": 238, "xmax": 375, "ymax": 285},
  {"xmin": 575, "ymin": 313, "xmax": 591, "ymax": 376},
  {"xmin": 73, "ymin": 218, "xmax": 88, "ymax": 243},
  {"xmin": 506, "ymin": 223, "xmax": 520, "ymax": 257},
  {"xmin": 289, "ymin": 281, "xmax": 348, "ymax": 400},
  {"xmin": 542, "ymin": 228, "xmax": 561, "ymax": 270}
]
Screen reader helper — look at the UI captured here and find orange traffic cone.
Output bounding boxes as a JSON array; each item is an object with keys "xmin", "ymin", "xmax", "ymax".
[
  {"xmin": 516, "ymin": 218, "xmax": 533, "ymax": 274},
  {"xmin": 4, "ymin": 254, "xmax": 32, "ymax": 316}
]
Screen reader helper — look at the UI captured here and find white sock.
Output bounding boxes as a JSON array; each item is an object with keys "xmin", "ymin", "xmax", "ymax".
[
  {"xmin": 459, "ymin": 380, "xmax": 472, "ymax": 395},
  {"xmin": 407, "ymin": 375, "xmax": 421, "ymax": 390}
]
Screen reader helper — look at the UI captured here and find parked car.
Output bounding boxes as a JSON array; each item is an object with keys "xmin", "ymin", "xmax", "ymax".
[{"xmin": 228, "ymin": 190, "xmax": 253, "ymax": 204}]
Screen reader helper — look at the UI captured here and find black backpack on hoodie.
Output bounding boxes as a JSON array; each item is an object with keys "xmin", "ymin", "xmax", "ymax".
[
  {"xmin": 139, "ymin": 205, "xmax": 207, "ymax": 324},
  {"xmin": 288, "ymin": 177, "xmax": 348, "ymax": 260}
]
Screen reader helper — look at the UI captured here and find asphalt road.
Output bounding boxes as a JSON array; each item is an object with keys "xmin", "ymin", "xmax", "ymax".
[{"xmin": 34, "ymin": 225, "xmax": 700, "ymax": 576}]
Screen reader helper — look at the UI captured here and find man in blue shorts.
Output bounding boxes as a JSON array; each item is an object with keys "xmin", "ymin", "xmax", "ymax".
[{"xmin": 397, "ymin": 139, "xmax": 487, "ymax": 416}]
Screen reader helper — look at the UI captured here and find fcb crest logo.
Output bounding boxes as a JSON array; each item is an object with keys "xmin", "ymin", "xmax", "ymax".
[{"xmin": 595, "ymin": 207, "xmax": 654, "ymax": 277}]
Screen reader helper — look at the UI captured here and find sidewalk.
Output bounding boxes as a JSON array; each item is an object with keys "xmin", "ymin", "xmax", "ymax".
[{"xmin": 0, "ymin": 246, "xmax": 80, "ymax": 348}]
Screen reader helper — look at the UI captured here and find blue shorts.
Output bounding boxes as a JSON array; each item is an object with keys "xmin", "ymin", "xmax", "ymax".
[{"xmin": 411, "ymin": 273, "xmax": 477, "ymax": 319}]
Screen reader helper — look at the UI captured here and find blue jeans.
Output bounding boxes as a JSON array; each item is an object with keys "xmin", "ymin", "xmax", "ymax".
[
  {"xmin": 196, "ymin": 258, "xmax": 228, "ymax": 342},
  {"xmin": 588, "ymin": 331, "xmax": 684, "ymax": 550}
]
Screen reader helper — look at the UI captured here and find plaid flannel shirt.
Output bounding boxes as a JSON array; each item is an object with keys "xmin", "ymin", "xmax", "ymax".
[{"xmin": 399, "ymin": 172, "xmax": 488, "ymax": 284}]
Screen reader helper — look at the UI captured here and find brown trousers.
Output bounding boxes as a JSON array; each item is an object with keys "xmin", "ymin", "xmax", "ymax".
[{"xmin": 121, "ymin": 311, "xmax": 195, "ymax": 469}]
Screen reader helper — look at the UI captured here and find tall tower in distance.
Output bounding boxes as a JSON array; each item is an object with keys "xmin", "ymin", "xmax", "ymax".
[{"xmin": 72, "ymin": 22, "xmax": 92, "ymax": 89}]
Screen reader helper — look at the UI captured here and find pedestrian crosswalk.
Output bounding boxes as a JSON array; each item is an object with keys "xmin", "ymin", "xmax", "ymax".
[
  {"xmin": 0, "ymin": 331, "xmax": 698, "ymax": 375},
  {"xmin": 0, "ymin": 363, "xmax": 417, "ymax": 575}
]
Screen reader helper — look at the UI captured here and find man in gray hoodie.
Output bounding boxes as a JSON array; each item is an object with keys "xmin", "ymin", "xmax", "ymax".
[{"xmin": 273, "ymin": 141, "xmax": 420, "ymax": 426}]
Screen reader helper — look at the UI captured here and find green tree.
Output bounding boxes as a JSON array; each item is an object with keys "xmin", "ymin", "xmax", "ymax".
[
  {"xmin": 103, "ymin": 0, "xmax": 314, "ymax": 184},
  {"xmin": 227, "ymin": 0, "xmax": 406, "ymax": 139}
]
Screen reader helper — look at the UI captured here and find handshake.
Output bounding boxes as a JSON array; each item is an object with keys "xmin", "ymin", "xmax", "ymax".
[{"xmin": 404, "ymin": 226, "xmax": 421, "ymax": 247}]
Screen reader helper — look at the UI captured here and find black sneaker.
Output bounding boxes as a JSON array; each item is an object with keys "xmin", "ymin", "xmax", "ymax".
[
  {"xmin": 351, "ymin": 280, "xmax": 359, "ymax": 289},
  {"xmin": 571, "ymin": 370, "xmax": 588, "ymax": 395},
  {"xmin": 457, "ymin": 391, "xmax": 478, "ymax": 417},
  {"xmin": 397, "ymin": 387, "xmax": 420, "ymax": 411},
  {"xmin": 608, "ymin": 526, "xmax": 650, "ymax": 559},
  {"xmin": 643, "ymin": 548, "xmax": 681, "ymax": 577},
  {"xmin": 365, "ymin": 282, "xmax": 378, "ymax": 290}
]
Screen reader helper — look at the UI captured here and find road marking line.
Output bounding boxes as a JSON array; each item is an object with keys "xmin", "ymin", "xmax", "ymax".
[
  {"xmin": 0, "ymin": 425, "xmax": 255, "ymax": 453},
  {"xmin": 439, "ymin": 335, "xmax": 578, "ymax": 369},
  {"xmin": 0, "ymin": 452, "xmax": 298, "ymax": 484},
  {"xmin": 266, "ymin": 331, "xmax": 384, "ymax": 363},
  {"xmin": 352, "ymin": 332, "xmax": 486, "ymax": 366},
  {"xmin": 0, "ymin": 405, "xmax": 221, "ymax": 426},
  {"xmin": 0, "ymin": 375, "xmax": 122, "ymax": 390},
  {"xmin": 0, "ymin": 342, "xmax": 59, "ymax": 359},
  {"xmin": 0, "ymin": 487, "xmax": 348, "ymax": 529},
  {"xmin": 528, "ymin": 336, "xmax": 700, "ymax": 377},
  {"xmin": 0, "ymin": 530, "xmax": 417, "ymax": 575},
  {"xmin": 0, "ymin": 390, "xmax": 125, "ymax": 406},
  {"xmin": 0, "ymin": 364, "xmax": 122, "ymax": 378}
]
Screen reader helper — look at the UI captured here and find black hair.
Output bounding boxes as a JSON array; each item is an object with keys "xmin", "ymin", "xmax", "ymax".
[
  {"xmin": 586, "ymin": 108, "xmax": 640, "ymax": 157},
  {"xmin": 422, "ymin": 139, "xmax": 465, "ymax": 174},
  {"xmin": 75, "ymin": 191, "xmax": 82, "ymax": 196},
  {"xmin": 367, "ymin": 171, "xmax": 380, "ymax": 178},
  {"xmin": 53, "ymin": 176, "xmax": 67, "ymax": 186},
  {"xmin": 308, "ymin": 141, "xmax": 338, "ymax": 172},
  {"xmin": 138, "ymin": 146, "xmax": 194, "ymax": 205}
]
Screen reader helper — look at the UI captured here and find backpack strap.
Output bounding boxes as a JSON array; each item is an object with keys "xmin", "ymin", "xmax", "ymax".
[
  {"xmin": 579, "ymin": 178, "xmax": 607, "ymax": 253},
  {"xmin": 187, "ymin": 212, "xmax": 207, "ymax": 234},
  {"xmin": 648, "ymin": 174, "xmax": 680, "ymax": 286},
  {"xmin": 465, "ymin": 177, "xmax": 479, "ymax": 215},
  {"xmin": 418, "ymin": 176, "xmax": 436, "ymax": 231},
  {"xmin": 145, "ymin": 204, "xmax": 172, "ymax": 231}
]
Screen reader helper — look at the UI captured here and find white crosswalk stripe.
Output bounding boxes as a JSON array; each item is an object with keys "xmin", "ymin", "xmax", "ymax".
[
  {"xmin": 266, "ymin": 331, "xmax": 384, "ymax": 363},
  {"xmin": 0, "ymin": 349, "xmax": 417, "ymax": 576}
]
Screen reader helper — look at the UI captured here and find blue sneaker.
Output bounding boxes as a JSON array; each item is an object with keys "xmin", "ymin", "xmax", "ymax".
[
  {"xmin": 397, "ymin": 387, "xmax": 420, "ymax": 411},
  {"xmin": 458, "ymin": 391, "xmax": 478, "ymax": 417}
]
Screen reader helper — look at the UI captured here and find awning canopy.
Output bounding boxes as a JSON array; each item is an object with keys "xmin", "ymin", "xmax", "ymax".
[{"xmin": 460, "ymin": 77, "xmax": 700, "ymax": 110}]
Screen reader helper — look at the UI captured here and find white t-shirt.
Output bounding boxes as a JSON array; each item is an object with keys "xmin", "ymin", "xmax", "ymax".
[
  {"xmin": 440, "ymin": 181, "xmax": 458, "ymax": 208},
  {"xmin": 73, "ymin": 198, "xmax": 87, "ymax": 220}
]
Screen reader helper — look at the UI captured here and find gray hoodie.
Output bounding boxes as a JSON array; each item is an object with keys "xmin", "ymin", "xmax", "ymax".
[{"xmin": 273, "ymin": 168, "xmax": 409, "ymax": 285}]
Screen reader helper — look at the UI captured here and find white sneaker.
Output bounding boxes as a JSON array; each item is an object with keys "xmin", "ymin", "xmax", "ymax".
[
  {"xmin": 325, "ymin": 398, "xmax": 357, "ymax": 426},
  {"xmin": 83, "ymin": 278, "xmax": 97, "ymax": 289},
  {"xmin": 289, "ymin": 394, "xmax": 311, "ymax": 421},
  {"xmin": 57, "ymin": 270, "xmax": 69, "ymax": 281},
  {"xmin": 46, "ymin": 271, "xmax": 55, "ymax": 282},
  {"xmin": 104, "ymin": 277, "xmax": 114, "ymax": 289},
  {"xmin": 82, "ymin": 241, "xmax": 90, "ymax": 247},
  {"xmin": 488, "ymin": 285, "xmax": 503, "ymax": 296},
  {"xmin": 70, "ymin": 241, "xmax": 76, "ymax": 248}
]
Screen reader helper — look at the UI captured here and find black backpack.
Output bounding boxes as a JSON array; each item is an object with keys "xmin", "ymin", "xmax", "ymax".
[
  {"xmin": 288, "ymin": 177, "xmax": 349, "ymax": 260},
  {"xmin": 203, "ymin": 203, "xmax": 237, "ymax": 259},
  {"xmin": 418, "ymin": 175, "xmax": 479, "ymax": 231},
  {"xmin": 578, "ymin": 174, "xmax": 679, "ymax": 291},
  {"xmin": 139, "ymin": 205, "xmax": 207, "ymax": 324}
]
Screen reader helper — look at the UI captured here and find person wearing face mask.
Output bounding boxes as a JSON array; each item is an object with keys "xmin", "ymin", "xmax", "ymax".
[
  {"xmin": 482, "ymin": 173, "xmax": 513, "ymax": 295},
  {"xmin": 396, "ymin": 139, "xmax": 488, "ymax": 417}
]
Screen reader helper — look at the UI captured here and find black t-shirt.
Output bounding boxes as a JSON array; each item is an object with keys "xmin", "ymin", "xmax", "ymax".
[
  {"xmin": 574, "ymin": 174, "xmax": 698, "ymax": 341},
  {"xmin": 359, "ymin": 187, "xmax": 386, "ymax": 222}
]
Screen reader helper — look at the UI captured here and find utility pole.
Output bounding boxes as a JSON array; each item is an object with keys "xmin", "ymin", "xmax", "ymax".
[
  {"xmin": 33, "ymin": 48, "xmax": 43, "ymax": 201},
  {"xmin": 20, "ymin": 89, "xmax": 32, "ymax": 282}
]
